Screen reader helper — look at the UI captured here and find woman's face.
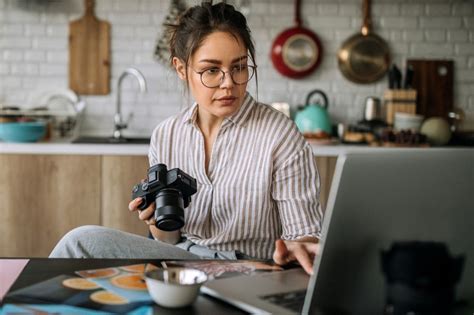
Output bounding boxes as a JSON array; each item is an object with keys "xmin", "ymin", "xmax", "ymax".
[{"xmin": 174, "ymin": 31, "xmax": 250, "ymax": 119}]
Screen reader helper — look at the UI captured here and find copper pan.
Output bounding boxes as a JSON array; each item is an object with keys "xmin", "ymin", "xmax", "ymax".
[{"xmin": 338, "ymin": 0, "xmax": 390, "ymax": 84}]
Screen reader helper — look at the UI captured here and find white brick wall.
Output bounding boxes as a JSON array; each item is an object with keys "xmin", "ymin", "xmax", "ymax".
[{"xmin": 0, "ymin": 0, "xmax": 473, "ymax": 136}]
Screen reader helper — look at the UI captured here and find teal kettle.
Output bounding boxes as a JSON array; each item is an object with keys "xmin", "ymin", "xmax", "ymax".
[{"xmin": 295, "ymin": 89, "xmax": 332, "ymax": 135}]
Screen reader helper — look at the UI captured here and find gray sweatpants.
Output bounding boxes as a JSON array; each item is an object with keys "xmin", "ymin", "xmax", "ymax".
[{"xmin": 49, "ymin": 225, "xmax": 241, "ymax": 260}]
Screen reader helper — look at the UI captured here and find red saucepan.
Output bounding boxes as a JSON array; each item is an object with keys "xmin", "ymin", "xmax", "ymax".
[{"xmin": 271, "ymin": 0, "xmax": 323, "ymax": 79}]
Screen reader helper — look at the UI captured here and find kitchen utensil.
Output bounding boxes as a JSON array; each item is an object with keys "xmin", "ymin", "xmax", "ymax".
[
  {"xmin": 69, "ymin": 0, "xmax": 110, "ymax": 95},
  {"xmin": 337, "ymin": 123, "xmax": 346, "ymax": 140},
  {"xmin": 355, "ymin": 96, "xmax": 386, "ymax": 140},
  {"xmin": 403, "ymin": 64, "xmax": 414, "ymax": 89},
  {"xmin": 29, "ymin": 89, "xmax": 83, "ymax": 115},
  {"xmin": 383, "ymin": 89, "xmax": 417, "ymax": 125},
  {"xmin": 0, "ymin": 121, "xmax": 47, "ymax": 142},
  {"xmin": 271, "ymin": 0, "xmax": 323, "ymax": 79},
  {"xmin": 388, "ymin": 65, "xmax": 395, "ymax": 89},
  {"xmin": 294, "ymin": 89, "xmax": 332, "ymax": 134},
  {"xmin": 388, "ymin": 64, "xmax": 402, "ymax": 89},
  {"xmin": 145, "ymin": 268, "xmax": 208, "ymax": 308},
  {"xmin": 338, "ymin": 0, "xmax": 390, "ymax": 84},
  {"xmin": 406, "ymin": 59, "xmax": 453, "ymax": 119},
  {"xmin": 363, "ymin": 96, "xmax": 382, "ymax": 121},
  {"xmin": 28, "ymin": 89, "xmax": 86, "ymax": 138}
]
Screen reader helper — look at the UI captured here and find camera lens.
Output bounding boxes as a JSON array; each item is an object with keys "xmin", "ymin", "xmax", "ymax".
[{"xmin": 154, "ymin": 188, "xmax": 185, "ymax": 231}]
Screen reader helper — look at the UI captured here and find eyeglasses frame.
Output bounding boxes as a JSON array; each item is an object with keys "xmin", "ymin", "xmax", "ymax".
[{"xmin": 189, "ymin": 64, "xmax": 257, "ymax": 88}]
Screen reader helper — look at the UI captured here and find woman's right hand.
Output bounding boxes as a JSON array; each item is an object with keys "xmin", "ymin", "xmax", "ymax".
[{"xmin": 128, "ymin": 198, "xmax": 156, "ymax": 226}]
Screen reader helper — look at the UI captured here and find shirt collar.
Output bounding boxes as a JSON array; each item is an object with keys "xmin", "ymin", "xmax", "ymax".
[
  {"xmin": 183, "ymin": 92, "xmax": 255, "ymax": 127},
  {"xmin": 224, "ymin": 92, "xmax": 254, "ymax": 127},
  {"xmin": 183, "ymin": 102, "xmax": 199, "ymax": 125}
]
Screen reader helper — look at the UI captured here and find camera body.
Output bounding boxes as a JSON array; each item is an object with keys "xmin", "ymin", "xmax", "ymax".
[{"xmin": 131, "ymin": 164, "xmax": 197, "ymax": 231}]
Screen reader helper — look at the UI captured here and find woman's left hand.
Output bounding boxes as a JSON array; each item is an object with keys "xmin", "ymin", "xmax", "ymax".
[{"xmin": 273, "ymin": 238, "xmax": 320, "ymax": 275}]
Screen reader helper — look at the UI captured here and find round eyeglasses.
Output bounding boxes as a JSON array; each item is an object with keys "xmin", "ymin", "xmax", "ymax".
[{"xmin": 191, "ymin": 65, "xmax": 256, "ymax": 88}]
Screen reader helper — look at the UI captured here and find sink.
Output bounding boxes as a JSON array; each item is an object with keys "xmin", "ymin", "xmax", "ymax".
[{"xmin": 72, "ymin": 136, "xmax": 150, "ymax": 144}]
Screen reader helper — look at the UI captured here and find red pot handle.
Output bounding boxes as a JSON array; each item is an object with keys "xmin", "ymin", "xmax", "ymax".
[{"xmin": 295, "ymin": 0, "xmax": 301, "ymax": 27}]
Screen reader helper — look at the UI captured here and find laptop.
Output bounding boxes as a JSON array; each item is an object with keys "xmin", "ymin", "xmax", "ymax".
[{"xmin": 201, "ymin": 150, "xmax": 474, "ymax": 314}]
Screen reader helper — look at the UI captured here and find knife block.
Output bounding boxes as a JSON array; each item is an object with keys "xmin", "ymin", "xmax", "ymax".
[{"xmin": 383, "ymin": 89, "xmax": 417, "ymax": 125}]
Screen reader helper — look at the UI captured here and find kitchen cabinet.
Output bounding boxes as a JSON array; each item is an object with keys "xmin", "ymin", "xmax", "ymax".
[
  {"xmin": 0, "ymin": 153, "xmax": 336, "ymax": 257},
  {"xmin": 101, "ymin": 155, "xmax": 149, "ymax": 237},
  {"xmin": 0, "ymin": 154, "xmax": 149, "ymax": 257},
  {"xmin": 0, "ymin": 155, "xmax": 101, "ymax": 257}
]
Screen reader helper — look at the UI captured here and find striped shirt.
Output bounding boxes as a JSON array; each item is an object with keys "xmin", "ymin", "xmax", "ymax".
[{"xmin": 149, "ymin": 92, "xmax": 322, "ymax": 259}]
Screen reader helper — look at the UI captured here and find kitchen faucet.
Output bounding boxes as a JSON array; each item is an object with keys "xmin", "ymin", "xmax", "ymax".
[{"xmin": 114, "ymin": 67, "xmax": 147, "ymax": 139}]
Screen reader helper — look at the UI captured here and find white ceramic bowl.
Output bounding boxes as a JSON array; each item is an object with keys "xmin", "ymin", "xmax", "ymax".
[
  {"xmin": 394, "ymin": 113, "xmax": 424, "ymax": 132},
  {"xmin": 145, "ymin": 268, "xmax": 208, "ymax": 308}
]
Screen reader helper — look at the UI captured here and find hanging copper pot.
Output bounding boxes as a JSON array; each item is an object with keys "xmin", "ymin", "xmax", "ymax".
[{"xmin": 338, "ymin": 0, "xmax": 390, "ymax": 84}]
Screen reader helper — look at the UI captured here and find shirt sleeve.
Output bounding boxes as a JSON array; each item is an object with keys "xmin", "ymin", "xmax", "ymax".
[
  {"xmin": 272, "ymin": 142, "xmax": 323, "ymax": 240},
  {"xmin": 148, "ymin": 125, "xmax": 160, "ymax": 167}
]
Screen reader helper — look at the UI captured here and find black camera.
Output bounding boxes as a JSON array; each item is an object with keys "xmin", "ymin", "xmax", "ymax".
[{"xmin": 131, "ymin": 164, "xmax": 197, "ymax": 231}]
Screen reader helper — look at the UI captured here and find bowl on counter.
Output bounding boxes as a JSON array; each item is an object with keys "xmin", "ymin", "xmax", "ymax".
[
  {"xmin": 394, "ymin": 113, "xmax": 424, "ymax": 132},
  {"xmin": 0, "ymin": 121, "xmax": 47, "ymax": 142}
]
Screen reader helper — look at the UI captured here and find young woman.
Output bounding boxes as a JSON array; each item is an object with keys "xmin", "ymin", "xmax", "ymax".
[{"xmin": 50, "ymin": 2, "xmax": 322, "ymax": 275}]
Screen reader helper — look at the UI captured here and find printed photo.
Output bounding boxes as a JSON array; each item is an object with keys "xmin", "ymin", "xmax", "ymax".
[
  {"xmin": 75, "ymin": 263, "xmax": 159, "ymax": 304},
  {"xmin": 162, "ymin": 259, "xmax": 283, "ymax": 279}
]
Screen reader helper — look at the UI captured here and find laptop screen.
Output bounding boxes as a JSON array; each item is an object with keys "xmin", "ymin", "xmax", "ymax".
[{"xmin": 305, "ymin": 150, "xmax": 474, "ymax": 314}]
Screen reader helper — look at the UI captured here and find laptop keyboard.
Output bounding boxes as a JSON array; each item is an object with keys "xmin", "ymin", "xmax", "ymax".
[{"xmin": 260, "ymin": 289, "xmax": 306, "ymax": 312}]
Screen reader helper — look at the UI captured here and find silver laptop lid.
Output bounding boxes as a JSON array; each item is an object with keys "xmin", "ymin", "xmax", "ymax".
[{"xmin": 304, "ymin": 150, "xmax": 474, "ymax": 314}]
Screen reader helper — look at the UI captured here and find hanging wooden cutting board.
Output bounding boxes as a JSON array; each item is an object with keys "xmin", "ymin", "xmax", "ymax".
[
  {"xmin": 406, "ymin": 59, "xmax": 453, "ymax": 119},
  {"xmin": 69, "ymin": 0, "xmax": 110, "ymax": 95}
]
